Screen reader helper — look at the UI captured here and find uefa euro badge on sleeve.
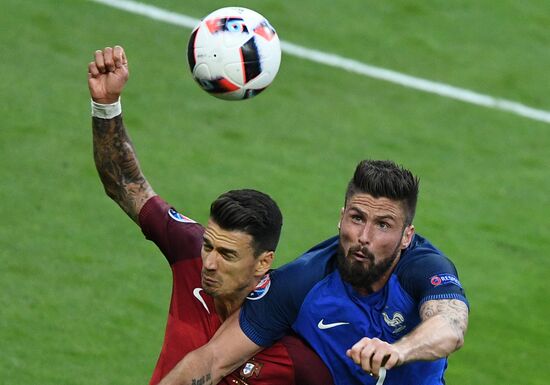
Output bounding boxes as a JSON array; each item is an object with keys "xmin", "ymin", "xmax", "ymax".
[
  {"xmin": 246, "ymin": 274, "xmax": 271, "ymax": 300},
  {"xmin": 168, "ymin": 208, "xmax": 196, "ymax": 223}
]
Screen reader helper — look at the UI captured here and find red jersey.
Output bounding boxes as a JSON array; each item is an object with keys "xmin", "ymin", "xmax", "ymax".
[{"xmin": 139, "ymin": 196, "xmax": 333, "ymax": 385}]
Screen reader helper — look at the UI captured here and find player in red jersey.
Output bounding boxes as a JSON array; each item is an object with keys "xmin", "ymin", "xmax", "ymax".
[{"xmin": 88, "ymin": 45, "xmax": 333, "ymax": 385}]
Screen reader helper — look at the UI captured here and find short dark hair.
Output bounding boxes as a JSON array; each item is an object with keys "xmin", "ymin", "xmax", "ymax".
[
  {"xmin": 210, "ymin": 189, "xmax": 283, "ymax": 257},
  {"xmin": 345, "ymin": 160, "xmax": 420, "ymax": 225}
]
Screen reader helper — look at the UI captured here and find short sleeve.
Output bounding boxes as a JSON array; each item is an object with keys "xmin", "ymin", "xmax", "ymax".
[
  {"xmin": 239, "ymin": 265, "xmax": 305, "ymax": 347},
  {"xmin": 396, "ymin": 252, "xmax": 469, "ymax": 309},
  {"xmin": 240, "ymin": 237, "xmax": 339, "ymax": 347},
  {"xmin": 138, "ymin": 196, "xmax": 204, "ymax": 265}
]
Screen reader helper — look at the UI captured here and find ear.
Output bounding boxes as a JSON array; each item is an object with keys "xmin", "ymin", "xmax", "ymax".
[
  {"xmin": 401, "ymin": 225, "xmax": 415, "ymax": 249},
  {"xmin": 255, "ymin": 251, "xmax": 274, "ymax": 276},
  {"xmin": 338, "ymin": 207, "xmax": 344, "ymax": 229}
]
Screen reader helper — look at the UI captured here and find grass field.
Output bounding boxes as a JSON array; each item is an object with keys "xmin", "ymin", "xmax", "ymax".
[{"xmin": 1, "ymin": 0, "xmax": 549, "ymax": 384}]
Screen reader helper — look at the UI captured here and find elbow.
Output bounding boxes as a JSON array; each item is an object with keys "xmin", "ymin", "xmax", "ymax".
[
  {"xmin": 447, "ymin": 326, "xmax": 466, "ymax": 354},
  {"xmin": 97, "ymin": 174, "xmax": 123, "ymax": 203},
  {"xmin": 103, "ymin": 185, "xmax": 119, "ymax": 202},
  {"xmin": 444, "ymin": 305, "xmax": 469, "ymax": 354},
  {"xmin": 452, "ymin": 333, "xmax": 465, "ymax": 352},
  {"xmin": 452, "ymin": 314, "xmax": 468, "ymax": 353},
  {"xmin": 455, "ymin": 328, "xmax": 466, "ymax": 351},
  {"xmin": 210, "ymin": 350, "xmax": 240, "ymax": 380},
  {"xmin": 185, "ymin": 345, "xmax": 229, "ymax": 385}
]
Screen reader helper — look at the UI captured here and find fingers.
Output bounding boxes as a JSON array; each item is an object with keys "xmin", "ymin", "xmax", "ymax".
[
  {"xmin": 346, "ymin": 337, "xmax": 371, "ymax": 365},
  {"xmin": 382, "ymin": 351, "xmax": 399, "ymax": 370},
  {"xmin": 370, "ymin": 349, "xmax": 390, "ymax": 375},
  {"xmin": 346, "ymin": 337, "xmax": 400, "ymax": 377},
  {"xmin": 113, "ymin": 45, "xmax": 127, "ymax": 68},
  {"xmin": 94, "ymin": 49, "xmax": 106, "ymax": 73},
  {"xmin": 93, "ymin": 46, "xmax": 126, "ymax": 73},
  {"xmin": 88, "ymin": 61, "xmax": 100, "ymax": 78},
  {"xmin": 103, "ymin": 46, "xmax": 115, "ymax": 72}
]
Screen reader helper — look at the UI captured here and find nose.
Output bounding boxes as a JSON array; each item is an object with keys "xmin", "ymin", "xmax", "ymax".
[
  {"xmin": 357, "ymin": 224, "xmax": 372, "ymax": 246},
  {"xmin": 203, "ymin": 250, "xmax": 218, "ymax": 270}
]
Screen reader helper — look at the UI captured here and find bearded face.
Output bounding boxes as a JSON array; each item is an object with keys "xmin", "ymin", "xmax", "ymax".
[{"xmin": 337, "ymin": 193, "xmax": 414, "ymax": 294}]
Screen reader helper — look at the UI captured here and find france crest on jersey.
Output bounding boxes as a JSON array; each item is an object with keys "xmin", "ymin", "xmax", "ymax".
[{"xmin": 292, "ymin": 271, "xmax": 448, "ymax": 385}]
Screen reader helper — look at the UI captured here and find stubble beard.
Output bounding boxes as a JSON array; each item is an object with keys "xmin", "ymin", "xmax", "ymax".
[{"xmin": 201, "ymin": 270, "xmax": 220, "ymax": 297}]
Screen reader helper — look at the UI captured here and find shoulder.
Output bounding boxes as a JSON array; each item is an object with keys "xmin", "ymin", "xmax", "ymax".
[
  {"xmin": 395, "ymin": 233, "xmax": 468, "ymax": 306},
  {"xmin": 138, "ymin": 195, "xmax": 205, "ymax": 264},
  {"xmin": 396, "ymin": 234, "xmax": 458, "ymax": 275},
  {"xmin": 139, "ymin": 196, "xmax": 200, "ymax": 227},
  {"xmin": 271, "ymin": 236, "xmax": 339, "ymax": 294}
]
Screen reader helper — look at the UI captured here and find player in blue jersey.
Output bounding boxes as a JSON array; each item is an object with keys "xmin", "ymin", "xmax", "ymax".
[{"xmin": 159, "ymin": 160, "xmax": 469, "ymax": 385}]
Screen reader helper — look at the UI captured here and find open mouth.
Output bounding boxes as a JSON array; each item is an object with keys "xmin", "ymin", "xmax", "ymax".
[
  {"xmin": 352, "ymin": 251, "xmax": 367, "ymax": 261},
  {"xmin": 351, "ymin": 249, "xmax": 373, "ymax": 263}
]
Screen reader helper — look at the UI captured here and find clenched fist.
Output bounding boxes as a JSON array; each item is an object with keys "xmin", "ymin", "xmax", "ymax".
[{"xmin": 88, "ymin": 45, "xmax": 129, "ymax": 104}]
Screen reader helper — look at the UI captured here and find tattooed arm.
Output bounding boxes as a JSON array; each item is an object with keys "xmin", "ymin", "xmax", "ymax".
[
  {"xmin": 347, "ymin": 299, "xmax": 469, "ymax": 377},
  {"xmin": 92, "ymin": 115, "xmax": 154, "ymax": 222},
  {"xmin": 158, "ymin": 310, "xmax": 263, "ymax": 385},
  {"xmin": 88, "ymin": 46, "xmax": 155, "ymax": 223},
  {"xmin": 392, "ymin": 299, "xmax": 468, "ymax": 362}
]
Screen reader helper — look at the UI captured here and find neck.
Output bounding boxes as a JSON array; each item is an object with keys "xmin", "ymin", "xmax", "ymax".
[{"xmin": 213, "ymin": 277, "xmax": 261, "ymax": 321}]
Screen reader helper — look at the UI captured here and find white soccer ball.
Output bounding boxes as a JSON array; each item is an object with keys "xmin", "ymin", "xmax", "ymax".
[{"xmin": 187, "ymin": 7, "xmax": 281, "ymax": 100}]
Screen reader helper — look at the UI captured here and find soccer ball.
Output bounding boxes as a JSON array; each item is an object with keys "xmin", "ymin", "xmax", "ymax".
[{"xmin": 187, "ymin": 7, "xmax": 281, "ymax": 100}]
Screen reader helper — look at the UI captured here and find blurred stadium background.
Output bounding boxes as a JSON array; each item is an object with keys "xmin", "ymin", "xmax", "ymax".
[{"xmin": 1, "ymin": 0, "xmax": 549, "ymax": 383}]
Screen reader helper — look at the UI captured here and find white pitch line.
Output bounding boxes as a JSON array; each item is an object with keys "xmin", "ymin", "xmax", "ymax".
[{"xmin": 90, "ymin": 0, "xmax": 550, "ymax": 124}]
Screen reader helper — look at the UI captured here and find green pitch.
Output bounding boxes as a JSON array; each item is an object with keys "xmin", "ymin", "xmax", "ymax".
[{"xmin": 1, "ymin": 0, "xmax": 549, "ymax": 383}]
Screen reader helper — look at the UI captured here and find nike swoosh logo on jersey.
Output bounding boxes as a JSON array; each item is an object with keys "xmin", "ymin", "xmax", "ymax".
[
  {"xmin": 193, "ymin": 288, "xmax": 210, "ymax": 314},
  {"xmin": 317, "ymin": 319, "xmax": 350, "ymax": 329}
]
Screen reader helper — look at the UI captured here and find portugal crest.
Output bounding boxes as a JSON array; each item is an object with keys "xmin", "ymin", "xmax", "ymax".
[{"xmin": 239, "ymin": 360, "xmax": 263, "ymax": 379}]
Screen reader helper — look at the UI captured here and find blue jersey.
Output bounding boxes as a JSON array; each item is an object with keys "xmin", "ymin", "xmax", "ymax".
[{"xmin": 240, "ymin": 234, "xmax": 468, "ymax": 385}]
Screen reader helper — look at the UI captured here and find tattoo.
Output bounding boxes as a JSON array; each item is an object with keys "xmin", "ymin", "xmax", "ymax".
[
  {"xmin": 191, "ymin": 373, "xmax": 212, "ymax": 385},
  {"xmin": 92, "ymin": 116, "xmax": 154, "ymax": 222},
  {"xmin": 420, "ymin": 299, "xmax": 469, "ymax": 348}
]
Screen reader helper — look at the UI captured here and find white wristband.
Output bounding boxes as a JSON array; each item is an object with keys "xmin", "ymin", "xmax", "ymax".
[{"xmin": 91, "ymin": 98, "xmax": 122, "ymax": 119}]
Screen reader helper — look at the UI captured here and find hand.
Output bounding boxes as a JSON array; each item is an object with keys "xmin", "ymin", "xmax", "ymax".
[
  {"xmin": 88, "ymin": 46, "xmax": 129, "ymax": 103},
  {"xmin": 346, "ymin": 337, "xmax": 402, "ymax": 378}
]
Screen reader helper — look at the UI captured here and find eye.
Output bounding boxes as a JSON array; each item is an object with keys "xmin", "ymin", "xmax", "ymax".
[
  {"xmin": 202, "ymin": 242, "xmax": 213, "ymax": 252},
  {"xmin": 351, "ymin": 214, "xmax": 363, "ymax": 224},
  {"xmin": 221, "ymin": 252, "xmax": 238, "ymax": 262},
  {"xmin": 378, "ymin": 222, "xmax": 390, "ymax": 230}
]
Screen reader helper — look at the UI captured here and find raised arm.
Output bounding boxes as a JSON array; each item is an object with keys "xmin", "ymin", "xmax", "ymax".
[
  {"xmin": 88, "ymin": 46, "xmax": 155, "ymax": 223},
  {"xmin": 158, "ymin": 310, "xmax": 263, "ymax": 385},
  {"xmin": 347, "ymin": 298, "xmax": 468, "ymax": 377}
]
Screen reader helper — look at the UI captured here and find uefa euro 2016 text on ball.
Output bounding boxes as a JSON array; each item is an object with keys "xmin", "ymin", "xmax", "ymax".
[{"xmin": 187, "ymin": 7, "xmax": 281, "ymax": 100}]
